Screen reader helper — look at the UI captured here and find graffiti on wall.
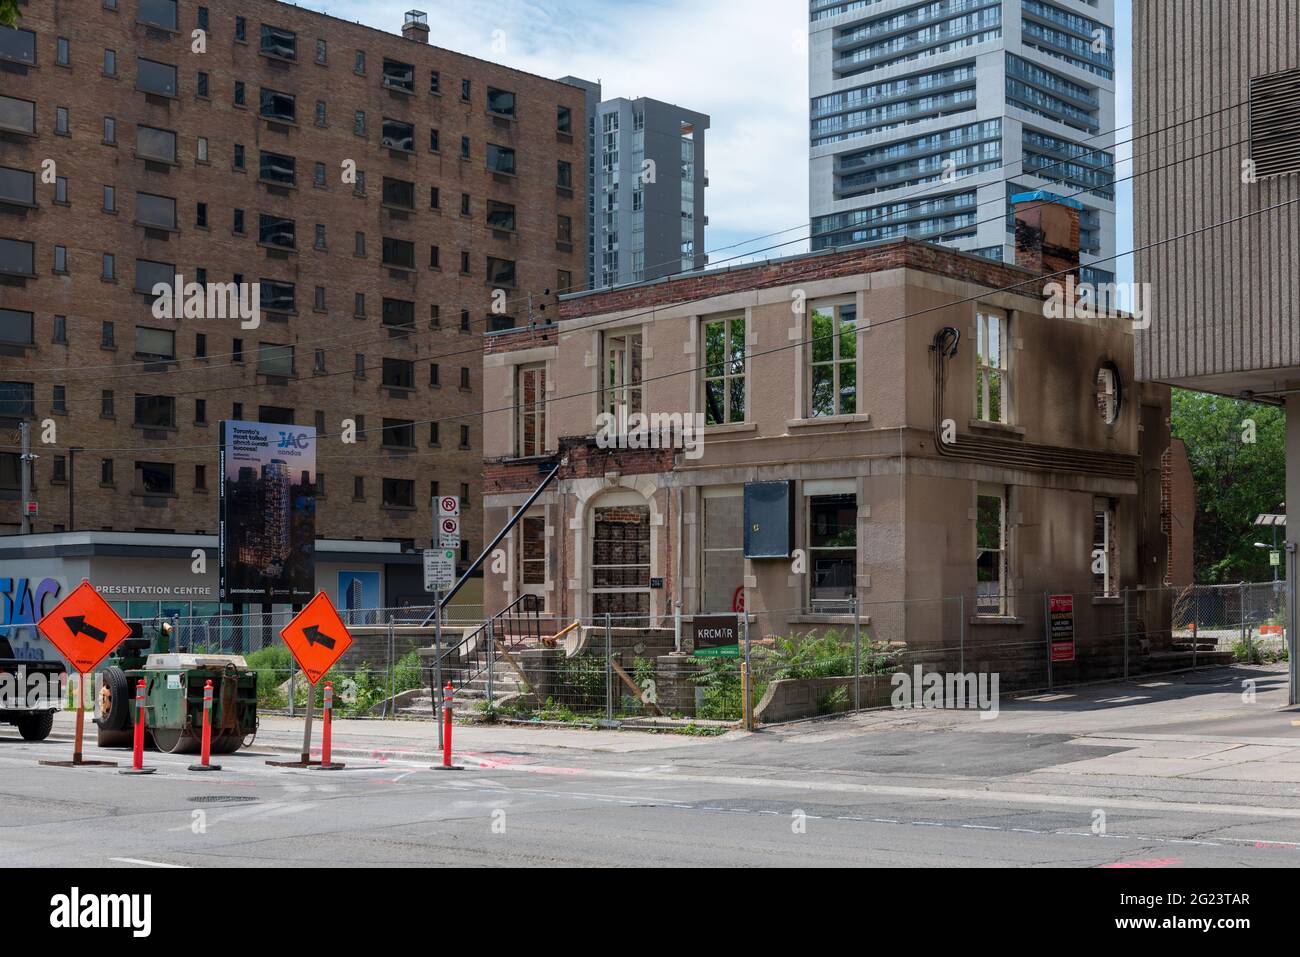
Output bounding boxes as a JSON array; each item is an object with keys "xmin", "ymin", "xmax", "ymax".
[{"xmin": 0, "ymin": 578, "xmax": 63, "ymax": 660}]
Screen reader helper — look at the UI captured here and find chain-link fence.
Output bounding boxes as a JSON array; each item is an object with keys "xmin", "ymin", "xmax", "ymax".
[
  {"xmin": 83, "ymin": 583, "xmax": 1287, "ymax": 728},
  {"xmin": 1171, "ymin": 581, "xmax": 1289, "ymax": 658},
  {"xmin": 98, "ymin": 605, "xmax": 487, "ymax": 721}
]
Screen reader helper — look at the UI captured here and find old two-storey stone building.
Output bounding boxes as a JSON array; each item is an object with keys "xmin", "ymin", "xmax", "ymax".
[
  {"xmin": 0, "ymin": 2, "xmax": 584, "ymax": 624},
  {"xmin": 482, "ymin": 194, "xmax": 1176, "ymax": 681}
]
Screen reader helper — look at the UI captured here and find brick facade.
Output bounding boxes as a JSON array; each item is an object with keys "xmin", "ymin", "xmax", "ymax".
[
  {"xmin": 551, "ymin": 238, "xmax": 1058, "ymax": 326},
  {"xmin": 0, "ymin": 0, "xmax": 586, "ymax": 554}
]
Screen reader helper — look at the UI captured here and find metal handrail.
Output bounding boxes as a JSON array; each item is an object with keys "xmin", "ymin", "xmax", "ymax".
[{"xmin": 428, "ymin": 592, "xmax": 542, "ymax": 694}]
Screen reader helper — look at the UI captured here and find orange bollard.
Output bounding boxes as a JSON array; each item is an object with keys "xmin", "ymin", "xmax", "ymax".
[
  {"xmin": 188, "ymin": 679, "xmax": 222, "ymax": 772},
  {"xmin": 309, "ymin": 681, "xmax": 345, "ymax": 770},
  {"xmin": 119, "ymin": 679, "xmax": 155, "ymax": 775},
  {"xmin": 433, "ymin": 680, "xmax": 462, "ymax": 770}
]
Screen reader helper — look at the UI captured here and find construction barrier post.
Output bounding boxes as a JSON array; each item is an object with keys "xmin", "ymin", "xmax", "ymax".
[
  {"xmin": 433, "ymin": 680, "xmax": 462, "ymax": 770},
  {"xmin": 310, "ymin": 680, "xmax": 346, "ymax": 770},
  {"xmin": 119, "ymin": 679, "xmax": 156, "ymax": 775},
  {"xmin": 39, "ymin": 671, "xmax": 117, "ymax": 768},
  {"xmin": 188, "ymin": 679, "xmax": 222, "ymax": 772}
]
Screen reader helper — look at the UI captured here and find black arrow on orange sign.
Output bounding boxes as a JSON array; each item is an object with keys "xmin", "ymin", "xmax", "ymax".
[
  {"xmin": 303, "ymin": 624, "xmax": 337, "ymax": 650},
  {"xmin": 64, "ymin": 616, "xmax": 108, "ymax": 643}
]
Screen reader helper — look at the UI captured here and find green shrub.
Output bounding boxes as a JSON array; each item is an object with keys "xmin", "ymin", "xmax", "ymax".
[
  {"xmin": 1233, "ymin": 638, "xmax": 1289, "ymax": 665},
  {"xmin": 246, "ymin": 645, "xmax": 295, "ymax": 709},
  {"xmin": 555, "ymin": 655, "xmax": 605, "ymax": 710},
  {"xmin": 691, "ymin": 658, "xmax": 742, "ymax": 721},
  {"xmin": 755, "ymin": 630, "xmax": 897, "ymax": 681}
]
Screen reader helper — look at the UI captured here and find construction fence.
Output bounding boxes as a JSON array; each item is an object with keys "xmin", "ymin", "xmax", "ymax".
[{"xmin": 101, "ymin": 583, "xmax": 1289, "ymax": 727}]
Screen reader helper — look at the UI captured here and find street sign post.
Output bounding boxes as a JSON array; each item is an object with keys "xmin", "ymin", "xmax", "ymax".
[
  {"xmin": 438, "ymin": 516, "xmax": 461, "ymax": 549},
  {"xmin": 37, "ymin": 581, "xmax": 132, "ymax": 767},
  {"xmin": 436, "ymin": 496, "xmax": 461, "ymax": 549},
  {"xmin": 422, "ymin": 545, "xmax": 458, "ymax": 741},
  {"xmin": 424, "ymin": 549, "xmax": 456, "ymax": 592},
  {"xmin": 270, "ymin": 591, "xmax": 353, "ymax": 767}
]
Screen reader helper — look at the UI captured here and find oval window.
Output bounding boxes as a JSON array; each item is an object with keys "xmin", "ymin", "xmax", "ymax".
[{"xmin": 1095, "ymin": 364, "xmax": 1121, "ymax": 425}]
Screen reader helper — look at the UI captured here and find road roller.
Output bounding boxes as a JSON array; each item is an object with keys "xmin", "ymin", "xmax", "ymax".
[{"xmin": 95, "ymin": 622, "xmax": 259, "ymax": 754}]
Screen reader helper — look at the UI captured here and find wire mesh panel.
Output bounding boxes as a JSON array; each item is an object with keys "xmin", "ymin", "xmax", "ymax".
[{"xmin": 109, "ymin": 582, "xmax": 1288, "ymax": 728}]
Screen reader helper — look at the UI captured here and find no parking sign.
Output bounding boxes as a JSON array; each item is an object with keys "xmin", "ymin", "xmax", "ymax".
[{"xmin": 437, "ymin": 496, "xmax": 460, "ymax": 549}]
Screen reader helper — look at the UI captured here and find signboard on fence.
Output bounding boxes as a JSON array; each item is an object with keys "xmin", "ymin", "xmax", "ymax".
[
  {"xmin": 1049, "ymin": 594, "xmax": 1075, "ymax": 662},
  {"xmin": 693, "ymin": 614, "xmax": 740, "ymax": 658}
]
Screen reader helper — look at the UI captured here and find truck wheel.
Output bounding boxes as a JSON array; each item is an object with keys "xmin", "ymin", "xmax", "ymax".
[
  {"xmin": 98, "ymin": 666, "xmax": 131, "ymax": 732},
  {"xmin": 17, "ymin": 711, "xmax": 53, "ymax": 742}
]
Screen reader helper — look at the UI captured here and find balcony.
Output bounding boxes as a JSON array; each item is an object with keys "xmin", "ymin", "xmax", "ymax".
[
  {"xmin": 1006, "ymin": 54, "xmax": 1099, "ymax": 110},
  {"xmin": 835, "ymin": 8, "xmax": 1001, "ymax": 75},
  {"xmin": 835, "ymin": 0, "xmax": 999, "ymax": 51}
]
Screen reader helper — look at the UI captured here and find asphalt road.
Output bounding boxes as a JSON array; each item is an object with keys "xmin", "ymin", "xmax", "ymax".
[{"xmin": 4, "ymin": 665, "xmax": 1300, "ymax": 867}]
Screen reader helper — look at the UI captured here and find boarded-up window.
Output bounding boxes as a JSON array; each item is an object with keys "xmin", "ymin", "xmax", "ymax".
[
  {"xmin": 702, "ymin": 490, "xmax": 743, "ymax": 613},
  {"xmin": 591, "ymin": 502, "xmax": 651, "ymax": 624}
]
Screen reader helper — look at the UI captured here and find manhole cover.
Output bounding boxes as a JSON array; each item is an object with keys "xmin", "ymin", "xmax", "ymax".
[{"xmin": 187, "ymin": 795, "xmax": 258, "ymax": 804}]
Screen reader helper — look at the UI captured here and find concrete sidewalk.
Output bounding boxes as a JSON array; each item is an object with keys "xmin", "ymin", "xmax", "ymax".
[{"xmin": 789, "ymin": 663, "xmax": 1300, "ymax": 787}]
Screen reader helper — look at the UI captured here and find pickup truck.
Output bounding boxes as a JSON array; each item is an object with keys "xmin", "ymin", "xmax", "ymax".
[{"xmin": 0, "ymin": 632, "xmax": 66, "ymax": 742}]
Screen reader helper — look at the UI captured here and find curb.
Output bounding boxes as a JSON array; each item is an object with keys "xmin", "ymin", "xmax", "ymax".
[{"xmin": 45, "ymin": 729, "xmax": 444, "ymax": 764}]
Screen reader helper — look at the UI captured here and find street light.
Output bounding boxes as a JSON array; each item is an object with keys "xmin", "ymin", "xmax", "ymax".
[{"xmin": 1255, "ymin": 542, "xmax": 1281, "ymax": 582}]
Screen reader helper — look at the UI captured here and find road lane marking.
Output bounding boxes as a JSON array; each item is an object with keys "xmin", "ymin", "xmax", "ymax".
[{"xmin": 110, "ymin": 858, "xmax": 186, "ymax": 868}]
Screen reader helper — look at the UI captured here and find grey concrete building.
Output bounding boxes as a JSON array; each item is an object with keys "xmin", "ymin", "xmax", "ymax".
[
  {"xmin": 1133, "ymin": 0, "xmax": 1300, "ymax": 691},
  {"xmin": 809, "ymin": 0, "xmax": 1117, "ymax": 284},
  {"xmin": 560, "ymin": 78, "xmax": 709, "ymax": 289}
]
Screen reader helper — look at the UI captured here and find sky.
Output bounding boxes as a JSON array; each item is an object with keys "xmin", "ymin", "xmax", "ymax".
[{"xmin": 305, "ymin": 0, "xmax": 1133, "ymax": 282}]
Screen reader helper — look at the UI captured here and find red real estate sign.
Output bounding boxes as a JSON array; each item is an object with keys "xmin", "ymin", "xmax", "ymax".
[{"xmin": 1049, "ymin": 593, "xmax": 1075, "ymax": 662}]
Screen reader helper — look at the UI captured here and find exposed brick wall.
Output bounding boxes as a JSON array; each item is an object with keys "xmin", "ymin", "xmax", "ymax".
[
  {"xmin": 484, "ymin": 323, "xmax": 558, "ymax": 355},
  {"xmin": 1012, "ymin": 200, "xmax": 1081, "ymax": 277},
  {"xmin": 484, "ymin": 439, "xmax": 674, "ymax": 495},
  {"xmin": 546, "ymin": 238, "xmax": 1050, "ymax": 329}
]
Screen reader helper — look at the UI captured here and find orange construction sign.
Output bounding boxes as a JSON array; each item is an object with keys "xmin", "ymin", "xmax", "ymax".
[
  {"xmin": 280, "ymin": 591, "xmax": 353, "ymax": 685},
  {"xmin": 37, "ymin": 581, "xmax": 132, "ymax": 673}
]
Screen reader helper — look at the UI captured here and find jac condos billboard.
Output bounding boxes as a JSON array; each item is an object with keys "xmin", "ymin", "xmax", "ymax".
[{"xmin": 219, "ymin": 421, "xmax": 316, "ymax": 603}]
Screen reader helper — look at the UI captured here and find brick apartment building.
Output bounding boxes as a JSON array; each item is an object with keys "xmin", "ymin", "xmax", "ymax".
[
  {"xmin": 481, "ymin": 194, "xmax": 1181, "ymax": 683},
  {"xmin": 0, "ymin": 1, "xmax": 585, "ymax": 623}
]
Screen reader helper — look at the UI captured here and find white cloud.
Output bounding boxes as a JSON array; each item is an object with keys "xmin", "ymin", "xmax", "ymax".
[{"xmin": 306, "ymin": 0, "xmax": 810, "ymax": 262}]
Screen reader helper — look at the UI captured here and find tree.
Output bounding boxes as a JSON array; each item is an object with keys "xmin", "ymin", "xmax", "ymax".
[
  {"xmin": 0, "ymin": 1, "xmax": 19, "ymax": 29},
  {"xmin": 1170, "ymin": 389, "xmax": 1286, "ymax": 583}
]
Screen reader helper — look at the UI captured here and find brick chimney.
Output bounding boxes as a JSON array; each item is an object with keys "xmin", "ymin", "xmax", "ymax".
[
  {"xmin": 1012, "ymin": 190, "xmax": 1082, "ymax": 279},
  {"xmin": 402, "ymin": 10, "xmax": 429, "ymax": 43}
]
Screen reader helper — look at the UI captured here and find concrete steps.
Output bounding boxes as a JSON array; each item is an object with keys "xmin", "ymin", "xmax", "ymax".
[{"xmin": 395, "ymin": 661, "xmax": 527, "ymax": 716}]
